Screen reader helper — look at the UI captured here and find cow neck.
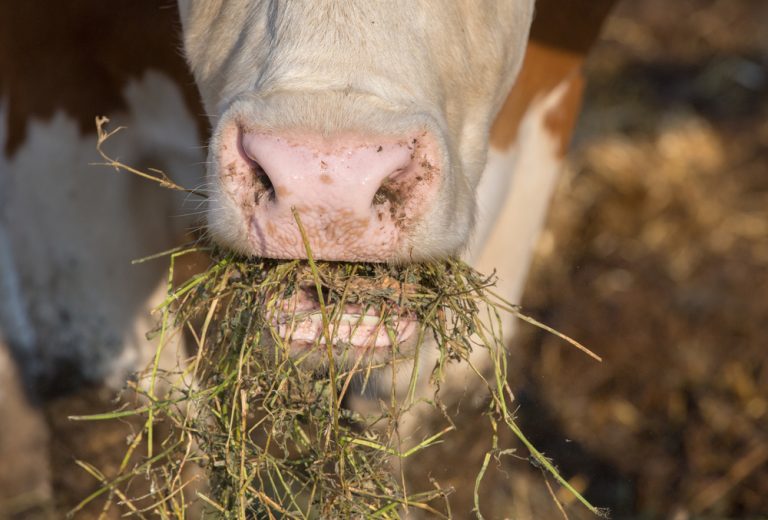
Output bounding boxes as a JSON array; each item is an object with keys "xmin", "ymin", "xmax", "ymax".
[
  {"xmin": 490, "ymin": 0, "xmax": 616, "ymax": 154},
  {"xmin": 0, "ymin": 1, "xmax": 207, "ymax": 157}
]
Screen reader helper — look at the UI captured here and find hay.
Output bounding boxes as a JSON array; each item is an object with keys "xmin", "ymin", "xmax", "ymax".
[{"xmin": 68, "ymin": 120, "xmax": 608, "ymax": 518}]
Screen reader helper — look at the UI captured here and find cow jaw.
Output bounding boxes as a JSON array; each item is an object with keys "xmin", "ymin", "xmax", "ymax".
[{"xmin": 178, "ymin": 0, "xmax": 535, "ymax": 261}]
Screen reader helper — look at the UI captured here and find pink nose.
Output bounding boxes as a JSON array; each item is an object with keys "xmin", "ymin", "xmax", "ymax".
[
  {"xmin": 215, "ymin": 127, "xmax": 440, "ymax": 261},
  {"xmin": 240, "ymin": 132, "xmax": 412, "ymax": 217}
]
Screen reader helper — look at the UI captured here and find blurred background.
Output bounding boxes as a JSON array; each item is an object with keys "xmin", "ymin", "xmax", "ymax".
[{"xmin": 409, "ymin": 0, "xmax": 768, "ymax": 518}]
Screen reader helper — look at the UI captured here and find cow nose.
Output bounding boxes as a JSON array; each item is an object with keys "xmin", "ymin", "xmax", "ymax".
[
  {"xmin": 213, "ymin": 125, "xmax": 441, "ymax": 262},
  {"xmin": 239, "ymin": 131, "xmax": 413, "ymax": 217}
]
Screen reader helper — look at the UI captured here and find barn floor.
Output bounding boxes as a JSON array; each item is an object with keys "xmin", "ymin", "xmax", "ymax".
[{"xmin": 2, "ymin": 0, "xmax": 767, "ymax": 518}]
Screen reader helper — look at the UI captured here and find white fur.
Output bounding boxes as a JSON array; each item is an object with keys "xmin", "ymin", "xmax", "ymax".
[
  {"xmin": 0, "ymin": 105, "xmax": 35, "ymax": 356},
  {"xmin": 473, "ymin": 80, "xmax": 571, "ymax": 311},
  {"xmin": 0, "ymin": 226, "xmax": 36, "ymax": 357},
  {"xmin": 1, "ymin": 73, "xmax": 203, "ymax": 386},
  {"xmin": 0, "ymin": 100, "xmax": 38, "ymax": 377}
]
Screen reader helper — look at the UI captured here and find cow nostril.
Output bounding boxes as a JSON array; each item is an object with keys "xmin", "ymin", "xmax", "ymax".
[
  {"xmin": 250, "ymin": 160, "xmax": 276, "ymax": 204},
  {"xmin": 372, "ymin": 183, "xmax": 399, "ymax": 207},
  {"xmin": 237, "ymin": 127, "xmax": 276, "ymax": 203}
]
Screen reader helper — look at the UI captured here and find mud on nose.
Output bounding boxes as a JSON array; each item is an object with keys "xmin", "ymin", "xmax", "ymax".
[{"xmin": 214, "ymin": 125, "xmax": 441, "ymax": 262}]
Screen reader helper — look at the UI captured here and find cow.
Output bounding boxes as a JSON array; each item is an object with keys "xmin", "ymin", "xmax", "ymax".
[{"xmin": 0, "ymin": 0, "xmax": 614, "ymax": 516}]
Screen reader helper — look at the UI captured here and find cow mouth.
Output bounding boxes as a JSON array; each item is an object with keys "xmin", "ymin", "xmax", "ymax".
[{"xmin": 269, "ymin": 285, "xmax": 417, "ymax": 356}]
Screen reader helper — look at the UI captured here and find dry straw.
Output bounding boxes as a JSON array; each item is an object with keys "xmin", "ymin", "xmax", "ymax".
[{"xmin": 67, "ymin": 118, "xmax": 608, "ymax": 519}]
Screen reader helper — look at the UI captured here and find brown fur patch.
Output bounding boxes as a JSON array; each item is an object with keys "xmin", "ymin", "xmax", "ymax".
[
  {"xmin": 489, "ymin": 0, "xmax": 615, "ymax": 151},
  {"xmin": 0, "ymin": 1, "xmax": 207, "ymax": 156}
]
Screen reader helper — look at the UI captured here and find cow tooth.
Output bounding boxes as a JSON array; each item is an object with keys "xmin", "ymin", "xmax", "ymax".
[
  {"xmin": 354, "ymin": 314, "xmax": 382, "ymax": 326},
  {"xmin": 305, "ymin": 313, "xmax": 384, "ymax": 326}
]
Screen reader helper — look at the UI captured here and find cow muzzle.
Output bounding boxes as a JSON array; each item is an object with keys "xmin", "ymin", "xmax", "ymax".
[{"xmin": 211, "ymin": 122, "xmax": 443, "ymax": 263}]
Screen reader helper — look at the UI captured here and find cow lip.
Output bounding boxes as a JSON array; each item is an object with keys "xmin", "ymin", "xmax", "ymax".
[
  {"xmin": 272, "ymin": 308, "xmax": 417, "ymax": 350},
  {"xmin": 268, "ymin": 286, "xmax": 416, "ymax": 351}
]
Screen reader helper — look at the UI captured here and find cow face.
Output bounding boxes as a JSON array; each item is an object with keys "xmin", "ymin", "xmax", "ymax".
[{"xmin": 178, "ymin": 0, "xmax": 535, "ymax": 263}]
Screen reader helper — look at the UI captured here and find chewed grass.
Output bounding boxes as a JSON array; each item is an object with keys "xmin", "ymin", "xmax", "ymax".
[
  {"xmin": 69, "ymin": 121, "xmax": 608, "ymax": 518},
  {"xmin": 68, "ymin": 247, "xmax": 606, "ymax": 519}
]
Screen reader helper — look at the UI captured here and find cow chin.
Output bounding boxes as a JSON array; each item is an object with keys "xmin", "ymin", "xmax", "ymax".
[{"xmin": 204, "ymin": 91, "xmax": 476, "ymax": 264}]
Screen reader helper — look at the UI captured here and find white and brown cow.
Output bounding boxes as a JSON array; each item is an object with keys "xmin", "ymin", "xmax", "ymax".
[{"xmin": 0, "ymin": 0, "xmax": 613, "ymax": 515}]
